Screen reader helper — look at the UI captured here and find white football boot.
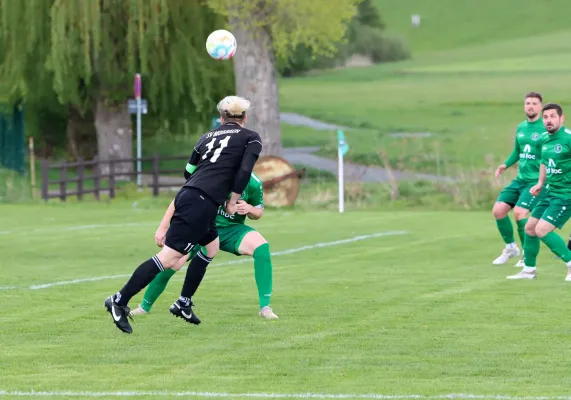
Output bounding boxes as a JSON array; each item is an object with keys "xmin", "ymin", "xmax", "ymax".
[
  {"xmin": 129, "ymin": 305, "xmax": 149, "ymax": 316},
  {"xmin": 507, "ymin": 267, "xmax": 536, "ymax": 280},
  {"xmin": 493, "ymin": 245, "xmax": 520, "ymax": 265},
  {"xmin": 259, "ymin": 306, "xmax": 278, "ymax": 319}
]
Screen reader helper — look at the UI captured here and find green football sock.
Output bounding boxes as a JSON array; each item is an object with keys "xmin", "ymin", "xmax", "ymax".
[
  {"xmin": 496, "ymin": 216, "xmax": 515, "ymax": 245},
  {"xmin": 141, "ymin": 268, "xmax": 176, "ymax": 312},
  {"xmin": 523, "ymin": 234, "xmax": 540, "ymax": 267},
  {"xmin": 253, "ymin": 243, "xmax": 273, "ymax": 309},
  {"xmin": 516, "ymin": 218, "xmax": 528, "ymax": 247},
  {"xmin": 541, "ymin": 232, "xmax": 571, "ymax": 263}
]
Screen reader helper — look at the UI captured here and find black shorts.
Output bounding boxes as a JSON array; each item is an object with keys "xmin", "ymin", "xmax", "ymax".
[{"xmin": 164, "ymin": 188, "xmax": 219, "ymax": 254}]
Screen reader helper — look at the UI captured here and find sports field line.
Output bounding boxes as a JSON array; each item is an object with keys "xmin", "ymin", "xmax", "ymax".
[
  {"xmin": 0, "ymin": 231, "xmax": 407, "ymax": 291},
  {"xmin": 0, "ymin": 222, "xmax": 156, "ymax": 236},
  {"xmin": 1, "ymin": 391, "xmax": 571, "ymax": 398}
]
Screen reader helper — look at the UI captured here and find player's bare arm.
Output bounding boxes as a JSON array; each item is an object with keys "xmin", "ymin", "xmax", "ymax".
[
  {"xmin": 154, "ymin": 200, "xmax": 175, "ymax": 247},
  {"xmin": 530, "ymin": 164, "xmax": 546, "ymax": 196}
]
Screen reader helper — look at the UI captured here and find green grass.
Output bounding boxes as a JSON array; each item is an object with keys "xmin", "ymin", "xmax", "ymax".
[
  {"xmin": 376, "ymin": 0, "xmax": 571, "ymax": 53},
  {"xmin": 279, "ymin": 29, "xmax": 571, "ymax": 175},
  {"xmin": 2, "ymin": 203, "xmax": 571, "ymax": 397}
]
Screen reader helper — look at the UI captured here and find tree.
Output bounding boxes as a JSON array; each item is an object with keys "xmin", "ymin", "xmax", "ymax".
[
  {"xmin": 206, "ymin": 0, "xmax": 360, "ymax": 156},
  {"xmin": 0, "ymin": 0, "xmax": 234, "ymax": 174}
]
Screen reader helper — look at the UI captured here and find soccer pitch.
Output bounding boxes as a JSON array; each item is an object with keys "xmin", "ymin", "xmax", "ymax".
[{"xmin": 2, "ymin": 203, "xmax": 571, "ymax": 398}]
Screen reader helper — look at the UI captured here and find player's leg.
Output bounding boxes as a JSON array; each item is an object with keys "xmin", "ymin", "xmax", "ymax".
[
  {"xmin": 535, "ymin": 199, "xmax": 571, "ymax": 280},
  {"xmin": 492, "ymin": 190, "xmax": 519, "ymax": 264},
  {"xmin": 506, "ymin": 196, "xmax": 549, "ymax": 280},
  {"xmin": 132, "ymin": 249, "xmax": 197, "ymax": 315},
  {"xmin": 236, "ymin": 229, "xmax": 277, "ymax": 319},
  {"xmin": 567, "ymin": 234, "xmax": 571, "ymax": 251},
  {"xmin": 507, "ymin": 217, "xmax": 540, "ymax": 280},
  {"xmin": 104, "ymin": 244, "xmax": 186, "ymax": 333},
  {"xmin": 512, "ymin": 207, "xmax": 529, "ymax": 267},
  {"xmin": 104, "ymin": 188, "xmax": 215, "ymax": 333},
  {"xmin": 511, "ymin": 185, "xmax": 540, "ymax": 267},
  {"xmin": 170, "ymin": 219, "xmax": 219, "ymax": 325}
]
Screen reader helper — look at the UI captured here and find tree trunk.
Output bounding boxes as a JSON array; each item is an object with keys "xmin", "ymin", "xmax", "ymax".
[
  {"xmin": 66, "ymin": 105, "xmax": 97, "ymax": 161},
  {"xmin": 66, "ymin": 108, "xmax": 80, "ymax": 161},
  {"xmin": 93, "ymin": 98, "xmax": 133, "ymax": 179},
  {"xmin": 231, "ymin": 23, "xmax": 282, "ymax": 157}
]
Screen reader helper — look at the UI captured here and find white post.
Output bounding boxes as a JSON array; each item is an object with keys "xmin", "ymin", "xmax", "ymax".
[
  {"xmin": 134, "ymin": 73, "xmax": 143, "ymax": 190},
  {"xmin": 338, "ymin": 145, "xmax": 344, "ymax": 213},
  {"xmin": 136, "ymin": 97, "xmax": 142, "ymax": 189}
]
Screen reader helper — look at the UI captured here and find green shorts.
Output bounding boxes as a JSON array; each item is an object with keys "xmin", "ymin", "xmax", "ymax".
[
  {"xmin": 497, "ymin": 179, "xmax": 543, "ymax": 210},
  {"xmin": 530, "ymin": 193, "xmax": 571, "ymax": 229},
  {"xmin": 190, "ymin": 224, "xmax": 256, "ymax": 257}
]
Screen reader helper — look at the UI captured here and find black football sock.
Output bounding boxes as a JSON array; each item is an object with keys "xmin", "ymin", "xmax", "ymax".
[
  {"xmin": 179, "ymin": 251, "xmax": 213, "ymax": 306},
  {"xmin": 114, "ymin": 256, "xmax": 165, "ymax": 307}
]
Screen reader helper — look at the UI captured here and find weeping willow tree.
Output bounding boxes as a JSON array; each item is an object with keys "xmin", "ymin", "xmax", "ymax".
[
  {"xmin": 0, "ymin": 0, "xmax": 233, "ymax": 174},
  {"xmin": 206, "ymin": 0, "xmax": 360, "ymax": 156}
]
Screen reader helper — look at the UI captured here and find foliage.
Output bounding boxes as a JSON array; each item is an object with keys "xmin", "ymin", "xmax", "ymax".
[
  {"xmin": 0, "ymin": 0, "xmax": 234, "ymax": 130},
  {"xmin": 205, "ymin": 0, "xmax": 360, "ymax": 61},
  {"xmin": 278, "ymin": 0, "xmax": 409, "ymax": 76}
]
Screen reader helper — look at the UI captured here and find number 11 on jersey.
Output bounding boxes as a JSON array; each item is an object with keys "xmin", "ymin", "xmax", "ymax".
[{"xmin": 202, "ymin": 136, "xmax": 231, "ymax": 163}]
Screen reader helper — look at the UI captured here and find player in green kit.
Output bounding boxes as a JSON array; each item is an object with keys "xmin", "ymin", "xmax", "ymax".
[
  {"xmin": 508, "ymin": 103, "xmax": 571, "ymax": 280},
  {"xmin": 130, "ymin": 173, "xmax": 278, "ymax": 319},
  {"xmin": 492, "ymin": 92, "xmax": 545, "ymax": 267}
]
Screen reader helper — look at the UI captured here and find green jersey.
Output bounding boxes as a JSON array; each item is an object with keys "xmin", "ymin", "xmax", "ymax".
[
  {"xmin": 216, "ymin": 173, "xmax": 264, "ymax": 227},
  {"xmin": 503, "ymin": 119, "xmax": 544, "ymax": 182},
  {"xmin": 540, "ymin": 126, "xmax": 571, "ymax": 196}
]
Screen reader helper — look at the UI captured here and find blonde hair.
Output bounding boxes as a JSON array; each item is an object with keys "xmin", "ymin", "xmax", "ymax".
[{"xmin": 217, "ymin": 96, "xmax": 251, "ymax": 119}]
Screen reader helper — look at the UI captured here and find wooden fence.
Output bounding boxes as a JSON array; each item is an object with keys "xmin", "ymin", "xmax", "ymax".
[
  {"xmin": 41, "ymin": 154, "xmax": 307, "ymax": 201},
  {"xmin": 41, "ymin": 154, "xmax": 187, "ymax": 201}
]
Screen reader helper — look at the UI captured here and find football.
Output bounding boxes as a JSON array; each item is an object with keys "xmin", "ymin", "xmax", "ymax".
[{"xmin": 205, "ymin": 29, "xmax": 237, "ymax": 60}]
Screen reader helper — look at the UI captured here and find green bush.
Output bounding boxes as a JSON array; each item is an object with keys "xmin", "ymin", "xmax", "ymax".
[{"xmin": 278, "ymin": 0, "xmax": 410, "ymax": 76}]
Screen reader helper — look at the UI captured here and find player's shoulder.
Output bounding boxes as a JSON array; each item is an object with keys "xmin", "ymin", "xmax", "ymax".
[
  {"xmin": 237, "ymin": 126, "xmax": 261, "ymax": 141},
  {"xmin": 564, "ymin": 127, "xmax": 571, "ymax": 135}
]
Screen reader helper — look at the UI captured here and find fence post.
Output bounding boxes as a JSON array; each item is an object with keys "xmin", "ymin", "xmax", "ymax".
[
  {"xmin": 109, "ymin": 159, "xmax": 116, "ymax": 199},
  {"xmin": 93, "ymin": 157, "xmax": 100, "ymax": 200},
  {"xmin": 152, "ymin": 153, "xmax": 160, "ymax": 197},
  {"xmin": 59, "ymin": 161, "xmax": 67, "ymax": 201},
  {"xmin": 41, "ymin": 159, "xmax": 48, "ymax": 200},
  {"xmin": 77, "ymin": 157, "xmax": 84, "ymax": 201}
]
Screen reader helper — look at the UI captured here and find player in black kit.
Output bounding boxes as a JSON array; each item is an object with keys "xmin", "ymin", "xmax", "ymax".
[{"xmin": 105, "ymin": 96, "xmax": 262, "ymax": 333}]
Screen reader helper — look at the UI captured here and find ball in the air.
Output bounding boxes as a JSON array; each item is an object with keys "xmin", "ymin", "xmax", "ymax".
[{"xmin": 206, "ymin": 29, "xmax": 237, "ymax": 60}]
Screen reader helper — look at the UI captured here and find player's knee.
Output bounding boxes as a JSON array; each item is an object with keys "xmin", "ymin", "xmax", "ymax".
[
  {"xmin": 156, "ymin": 247, "xmax": 184, "ymax": 269},
  {"xmin": 525, "ymin": 221, "xmax": 537, "ymax": 236},
  {"xmin": 492, "ymin": 204, "xmax": 508, "ymax": 219},
  {"xmin": 171, "ymin": 254, "xmax": 190, "ymax": 271},
  {"xmin": 513, "ymin": 207, "xmax": 529, "ymax": 221},
  {"xmin": 203, "ymin": 247, "xmax": 219, "ymax": 258},
  {"xmin": 203, "ymin": 243, "xmax": 219, "ymax": 258}
]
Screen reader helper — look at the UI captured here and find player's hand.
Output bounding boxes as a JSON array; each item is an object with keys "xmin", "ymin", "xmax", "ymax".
[
  {"xmin": 155, "ymin": 225, "xmax": 168, "ymax": 247},
  {"xmin": 530, "ymin": 184, "xmax": 543, "ymax": 196},
  {"xmin": 225, "ymin": 201, "xmax": 238, "ymax": 216},
  {"xmin": 236, "ymin": 200, "xmax": 252, "ymax": 215},
  {"xmin": 495, "ymin": 164, "xmax": 507, "ymax": 178}
]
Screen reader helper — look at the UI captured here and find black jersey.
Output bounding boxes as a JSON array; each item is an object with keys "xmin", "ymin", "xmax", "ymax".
[{"xmin": 183, "ymin": 122, "xmax": 262, "ymax": 205}]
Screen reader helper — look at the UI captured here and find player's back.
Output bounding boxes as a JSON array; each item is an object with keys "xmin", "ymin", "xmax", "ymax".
[{"xmin": 183, "ymin": 122, "xmax": 262, "ymax": 205}]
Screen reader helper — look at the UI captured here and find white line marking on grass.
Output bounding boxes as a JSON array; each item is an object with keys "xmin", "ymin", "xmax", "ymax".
[
  {"xmin": 2, "ymin": 391, "xmax": 571, "ymax": 399},
  {"xmin": 2, "ymin": 231, "xmax": 407, "ymax": 291},
  {"xmin": 0, "ymin": 222, "xmax": 156, "ymax": 236}
]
